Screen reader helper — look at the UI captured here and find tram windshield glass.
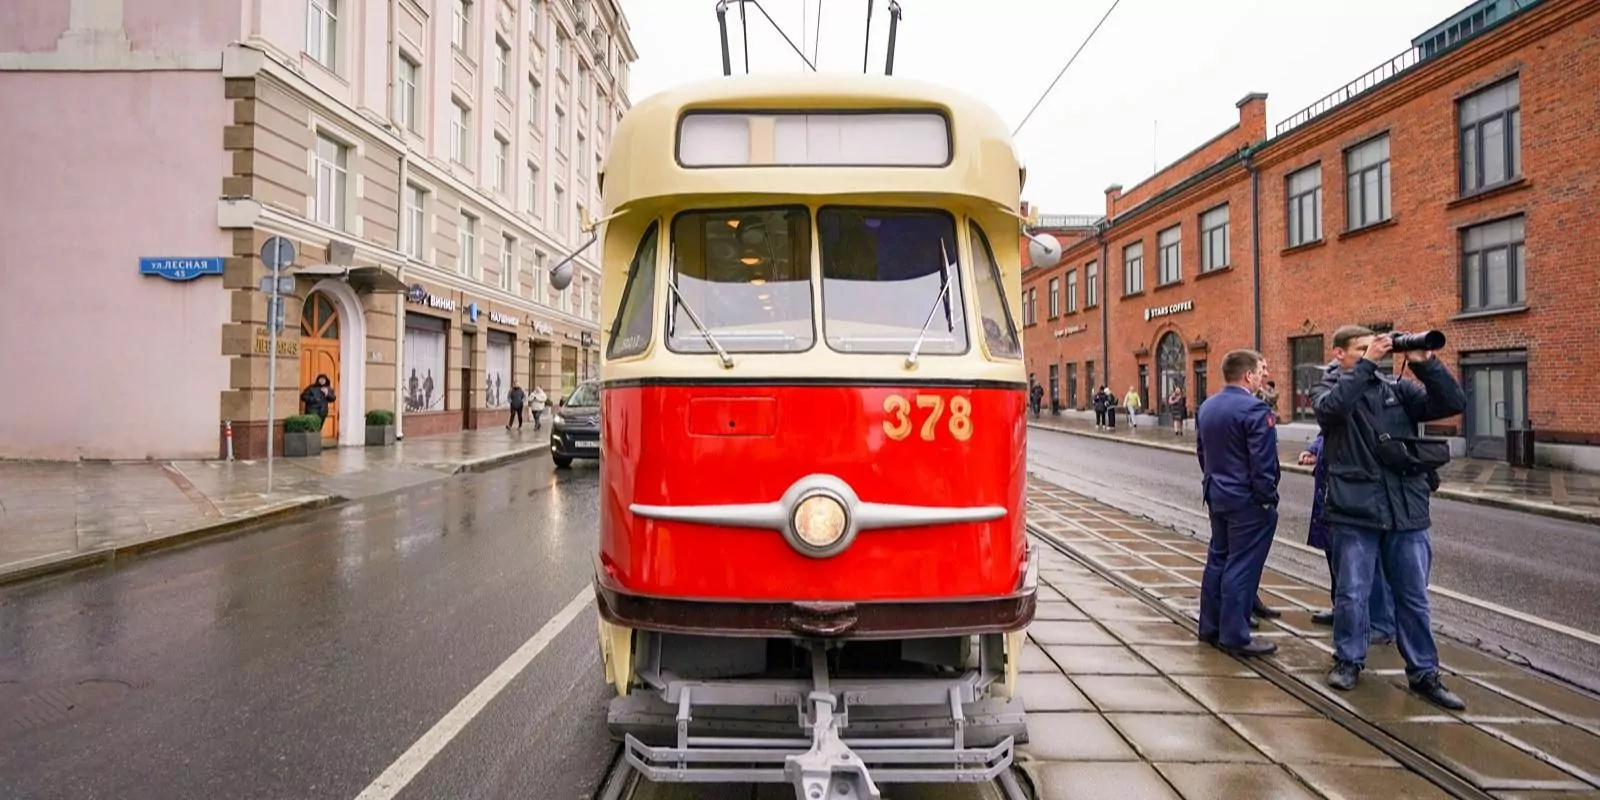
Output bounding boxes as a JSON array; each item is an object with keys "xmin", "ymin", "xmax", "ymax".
[
  {"xmin": 668, "ymin": 207, "xmax": 816, "ymax": 353},
  {"xmin": 818, "ymin": 208, "xmax": 967, "ymax": 355}
]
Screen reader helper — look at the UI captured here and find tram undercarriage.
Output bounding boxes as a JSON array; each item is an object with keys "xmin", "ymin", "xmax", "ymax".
[{"xmin": 600, "ymin": 619, "xmax": 1032, "ymax": 800}]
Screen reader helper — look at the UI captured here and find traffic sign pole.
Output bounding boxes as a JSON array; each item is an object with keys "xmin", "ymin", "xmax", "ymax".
[{"xmin": 259, "ymin": 236, "xmax": 297, "ymax": 490}]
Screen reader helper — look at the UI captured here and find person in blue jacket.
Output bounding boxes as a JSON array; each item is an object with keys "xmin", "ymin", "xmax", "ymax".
[{"xmin": 1301, "ymin": 431, "xmax": 1394, "ymax": 643}]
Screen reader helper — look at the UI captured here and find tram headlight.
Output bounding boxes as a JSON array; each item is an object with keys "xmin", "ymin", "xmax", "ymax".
[{"xmin": 792, "ymin": 493, "xmax": 848, "ymax": 549}]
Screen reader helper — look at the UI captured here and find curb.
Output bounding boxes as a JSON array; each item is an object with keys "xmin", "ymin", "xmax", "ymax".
[
  {"xmin": 1027, "ymin": 422, "xmax": 1600, "ymax": 525},
  {"xmin": 0, "ymin": 443, "xmax": 554, "ymax": 588},
  {"xmin": 0, "ymin": 495, "xmax": 339, "ymax": 587}
]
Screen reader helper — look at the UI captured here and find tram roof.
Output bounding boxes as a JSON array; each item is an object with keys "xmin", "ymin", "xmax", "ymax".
[{"xmin": 600, "ymin": 74, "xmax": 1024, "ymax": 215}]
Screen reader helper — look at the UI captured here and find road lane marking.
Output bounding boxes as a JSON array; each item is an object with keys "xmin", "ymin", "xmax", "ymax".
[
  {"xmin": 353, "ymin": 587, "xmax": 595, "ymax": 800},
  {"xmin": 1024, "ymin": 478, "xmax": 1600, "ymax": 648}
]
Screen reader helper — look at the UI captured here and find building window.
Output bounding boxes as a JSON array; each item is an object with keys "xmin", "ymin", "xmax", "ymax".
[
  {"xmin": 1200, "ymin": 204, "xmax": 1229, "ymax": 272},
  {"xmin": 1460, "ymin": 215, "xmax": 1525, "ymax": 312},
  {"xmin": 1193, "ymin": 359, "xmax": 1208, "ymax": 406},
  {"xmin": 500, "ymin": 233, "xmax": 518, "ymax": 293},
  {"xmin": 395, "ymin": 54, "xmax": 419, "ymax": 132},
  {"xmin": 1286, "ymin": 164, "xmax": 1322, "ymax": 247},
  {"xmin": 494, "ymin": 37, "xmax": 510, "ymax": 94},
  {"xmin": 553, "ymin": 184, "xmax": 565, "ymax": 232},
  {"xmin": 313, "ymin": 133, "xmax": 349, "ymax": 230},
  {"xmin": 1047, "ymin": 277, "xmax": 1060, "ymax": 318},
  {"xmin": 459, "ymin": 212, "xmax": 478, "ymax": 277},
  {"xmin": 1459, "ymin": 76, "xmax": 1520, "ymax": 195},
  {"xmin": 1345, "ymin": 134, "xmax": 1391, "ymax": 230},
  {"xmin": 451, "ymin": 100, "xmax": 470, "ymax": 164},
  {"xmin": 1085, "ymin": 359, "xmax": 1095, "ymax": 389},
  {"xmin": 1157, "ymin": 225, "xmax": 1181, "ymax": 285},
  {"xmin": 1065, "ymin": 363, "xmax": 1078, "ymax": 409},
  {"xmin": 1085, "ymin": 260, "xmax": 1098, "ymax": 307},
  {"xmin": 1290, "ymin": 335, "xmax": 1325, "ymax": 420},
  {"xmin": 1122, "ymin": 241, "xmax": 1144, "ymax": 295},
  {"xmin": 578, "ymin": 64, "xmax": 590, "ymax": 106},
  {"xmin": 403, "ymin": 182, "xmax": 426, "ymax": 259},
  {"xmin": 576, "ymin": 133, "xmax": 587, "ymax": 176},
  {"xmin": 493, "ymin": 135, "xmax": 509, "ymax": 193},
  {"xmin": 1048, "ymin": 365, "xmax": 1059, "ymax": 409},
  {"xmin": 554, "ymin": 28, "xmax": 566, "ymax": 73},
  {"xmin": 1065, "ymin": 269, "xmax": 1078, "ymax": 313},
  {"xmin": 528, "ymin": 76, "xmax": 541, "ymax": 128},
  {"xmin": 525, "ymin": 162, "xmax": 539, "ymax": 214},
  {"xmin": 306, "ymin": 0, "xmax": 338, "ymax": 69},
  {"xmin": 555, "ymin": 107, "xmax": 567, "ymax": 153},
  {"xmin": 1024, "ymin": 287, "xmax": 1037, "ymax": 326},
  {"xmin": 452, "ymin": 0, "xmax": 471, "ymax": 51}
]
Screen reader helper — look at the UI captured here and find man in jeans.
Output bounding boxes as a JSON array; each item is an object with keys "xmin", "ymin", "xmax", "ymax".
[{"xmin": 1311, "ymin": 325, "xmax": 1467, "ymax": 709}]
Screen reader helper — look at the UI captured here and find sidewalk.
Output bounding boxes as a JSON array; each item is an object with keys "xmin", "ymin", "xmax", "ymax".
[
  {"xmin": 1021, "ymin": 474, "xmax": 1600, "ymax": 798},
  {"xmin": 1027, "ymin": 414, "xmax": 1600, "ymax": 524},
  {"xmin": 0, "ymin": 426, "xmax": 550, "ymax": 584}
]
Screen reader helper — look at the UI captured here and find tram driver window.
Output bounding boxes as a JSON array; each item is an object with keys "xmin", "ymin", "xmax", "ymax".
[
  {"xmin": 667, "ymin": 207, "xmax": 815, "ymax": 353},
  {"xmin": 606, "ymin": 222, "xmax": 660, "ymax": 360},
  {"xmin": 818, "ymin": 208, "xmax": 968, "ymax": 355},
  {"xmin": 967, "ymin": 222, "xmax": 1022, "ymax": 359}
]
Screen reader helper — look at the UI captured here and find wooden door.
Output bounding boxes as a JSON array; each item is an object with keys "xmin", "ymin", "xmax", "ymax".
[{"xmin": 299, "ymin": 292, "xmax": 341, "ymax": 444}]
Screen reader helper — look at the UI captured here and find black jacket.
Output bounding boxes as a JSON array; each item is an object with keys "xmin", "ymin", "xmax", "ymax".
[{"xmin": 1311, "ymin": 357, "xmax": 1466, "ymax": 532}]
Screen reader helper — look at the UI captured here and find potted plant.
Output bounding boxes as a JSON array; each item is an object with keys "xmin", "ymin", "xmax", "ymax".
[
  {"xmin": 283, "ymin": 414, "xmax": 324, "ymax": 457},
  {"xmin": 365, "ymin": 409, "xmax": 396, "ymax": 446}
]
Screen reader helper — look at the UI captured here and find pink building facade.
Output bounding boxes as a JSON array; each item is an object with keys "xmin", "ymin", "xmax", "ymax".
[{"xmin": 0, "ymin": 0, "xmax": 637, "ymax": 460}]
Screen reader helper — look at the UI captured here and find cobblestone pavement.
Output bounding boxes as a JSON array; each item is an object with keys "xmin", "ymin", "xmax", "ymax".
[
  {"xmin": 1027, "ymin": 414, "xmax": 1600, "ymax": 523},
  {"xmin": 0, "ymin": 426, "xmax": 550, "ymax": 582},
  {"xmin": 1022, "ymin": 474, "xmax": 1600, "ymax": 799}
]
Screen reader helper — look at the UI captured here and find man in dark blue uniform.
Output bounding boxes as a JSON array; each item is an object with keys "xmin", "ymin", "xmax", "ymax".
[{"xmin": 1195, "ymin": 349, "xmax": 1281, "ymax": 657}]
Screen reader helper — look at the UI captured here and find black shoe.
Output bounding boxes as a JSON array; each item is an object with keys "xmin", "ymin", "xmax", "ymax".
[
  {"xmin": 1220, "ymin": 640, "xmax": 1277, "ymax": 657},
  {"xmin": 1310, "ymin": 610, "xmax": 1335, "ymax": 626},
  {"xmin": 1253, "ymin": 601, "xmax": 1282, "ymax": 619},
  {"xmin": 1327, "ymin": 661, "xmax": 1361, "ymax": 691},
  {"xmin": 1247, "ymin": 616, "xmax": 1260, "ymax": 629},
  {"xmin": 1410, "ymin": 673, "xmax": 1466, "ymax": 711}
]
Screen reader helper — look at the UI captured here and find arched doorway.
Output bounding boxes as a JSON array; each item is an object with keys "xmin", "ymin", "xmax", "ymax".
[
  {"xmin": 1156, "ymin": 331, "xmax": 1186, "ymax": 419},
  {"xmin": 299, "ymin": 291, "xmax": 341, "ymax": 444}
]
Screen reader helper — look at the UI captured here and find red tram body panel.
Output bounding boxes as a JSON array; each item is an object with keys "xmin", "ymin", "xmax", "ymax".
[{"xmin": 596, "ymin": 383, "xmax": 1028, "ymax": 603}]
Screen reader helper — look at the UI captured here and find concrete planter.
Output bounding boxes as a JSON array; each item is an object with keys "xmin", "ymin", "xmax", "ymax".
[
  {"xmin": 365, "ymin": 424, "xmax": 396, "ymax": 446},
  {"xmin": 283, "ymin": 431, "xmax": 322, "ymax": 458}
]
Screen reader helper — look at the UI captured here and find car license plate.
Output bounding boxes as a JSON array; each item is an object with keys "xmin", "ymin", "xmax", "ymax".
[{"xmin": 576, "ymin": 440, "xmax": 599, "ymax": 448}]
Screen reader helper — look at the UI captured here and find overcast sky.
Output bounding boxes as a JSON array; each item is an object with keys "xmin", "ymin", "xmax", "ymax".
[{"xmin": 616, "ymin": 0, "xmax": 1470, "ymax": 214}]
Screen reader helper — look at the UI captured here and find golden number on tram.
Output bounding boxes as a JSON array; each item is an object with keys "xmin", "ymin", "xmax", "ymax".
[{"xmin": 882, "ymin": 393, "xmax": 973, "ymax": 442}]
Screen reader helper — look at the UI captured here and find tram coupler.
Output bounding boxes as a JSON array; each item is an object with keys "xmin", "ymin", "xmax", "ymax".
[{"xmin": 787, "ymin": 691, "xmax": 879, "ymax": 800}]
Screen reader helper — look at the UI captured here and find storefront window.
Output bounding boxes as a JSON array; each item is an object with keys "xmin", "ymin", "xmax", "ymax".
[
  {"xmin": 486, "ymin": 331, "xmax": 514, "ymax": 407},
  {"xmin": 403, "ymin": 315, "xmax": 448, "ymax": 412},
  {"xmin": 560, "ymin": 345, "xmax": 578, "ymax": 397}
]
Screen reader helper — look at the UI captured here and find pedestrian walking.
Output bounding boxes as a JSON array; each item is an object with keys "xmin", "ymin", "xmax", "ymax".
[
  {"xmin": 1312, "ymin": 325, "xmax": 1467, "ymax": 710},
  {"xmin": 506, "ymin": 384, "xmax": 526, "ymax": 430},
  {"xmin": 1195, "ymin": 349, "xmax": 1281, "ymax": 657},
  {"xmin": 1029, "ymin": 380, "xmax": 1044, "ymax": 419},
  {"xmin": 529, "ymin": 385, "xmax": 548, "ymax": 431},
  {"xmin": 1123, "ymin": 386, "xmax": 1141, "ymax": 429}
]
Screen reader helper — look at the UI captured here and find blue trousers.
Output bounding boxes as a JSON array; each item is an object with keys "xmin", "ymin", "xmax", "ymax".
[
  {"xmin": 1198, "ymin": 504, "xmax": 1278, "ymax": 648},
  {"xmin": 1330, "ymin": 523, "xmax": 1439, "ymax": 681},
  {"xmin": 1328, "ymin": 545, "xmax": 1395, "ymax": 640}
]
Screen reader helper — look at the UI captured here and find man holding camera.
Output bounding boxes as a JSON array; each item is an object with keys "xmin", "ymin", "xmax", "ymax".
[{"xmin": 1312, "ymin": 325, "xmax": 1467, "ymax": 710}]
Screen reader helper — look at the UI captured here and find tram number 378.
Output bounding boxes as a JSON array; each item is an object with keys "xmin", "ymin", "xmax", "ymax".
[{"xmin": 882, "ymin": 394, "xmax": 974, "ymax": 442}]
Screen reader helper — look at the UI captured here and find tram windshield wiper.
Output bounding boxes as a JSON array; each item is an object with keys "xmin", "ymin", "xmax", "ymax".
[
  {"xmin": 904, "ymin": 238, "xmax": 957, "ymax": 369},
  {"xmin": 667, "ymin": 245, "xmax": 735, "ymax": 369}
]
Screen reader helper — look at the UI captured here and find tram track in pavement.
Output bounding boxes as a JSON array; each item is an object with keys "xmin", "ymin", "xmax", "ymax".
[{"xmin": 1024, "ymin": 484, "xmax": 1499, "ymax": 800}]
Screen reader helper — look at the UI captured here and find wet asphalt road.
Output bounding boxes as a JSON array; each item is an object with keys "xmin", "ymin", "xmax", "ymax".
[
  {"xmin": 0, "ymin": 457, "xmax": 613, "ymax": 800},
  {"xmin": 1026, "ymin": 427, "xmax": 1600, "ymax": 692}
]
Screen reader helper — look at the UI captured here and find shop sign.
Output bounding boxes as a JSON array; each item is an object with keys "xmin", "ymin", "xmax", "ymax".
[
  {"xmin": 488, "ymin": 311, "xmax": 518, "ymax": 326},
  {"xmin": 1054, "ymin": 325, "xmax": 1088, "ymax": 338},
  {"xmin": 531, "ymin": 321, "xmax": 555, "ymax": 337},
  {"xmin": 1143, "ymin": 299, "xmax": 1194, "ymax": 322},
  {"xmin": 253, "ymin": 329, "xmax": 300, "ymax": 357},
  {"xmin": 405, "ymin": 283, "xmax": 456, "ymax": 312},
  {"xmin": 580, "ymin": 331, "xmax": 595, "ymax": 348},
  {"xmin": 140, "ymin": 257, "xmax": 223, "ymax": 281}
]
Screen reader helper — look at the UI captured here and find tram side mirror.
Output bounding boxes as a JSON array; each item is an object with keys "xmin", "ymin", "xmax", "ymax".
[
  {"xmin": 1026, "ymin": 233, "xmax": 1063, "ymax": 268},
  {"xmin": 549, "ymin": 260, "xmax": 574, "ymax": 291}
]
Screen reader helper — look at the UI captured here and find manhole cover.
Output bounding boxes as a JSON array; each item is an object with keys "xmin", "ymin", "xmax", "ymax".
[{"xmin": 3, "ymin": 679, "xmax": 132, "ymax": 732}]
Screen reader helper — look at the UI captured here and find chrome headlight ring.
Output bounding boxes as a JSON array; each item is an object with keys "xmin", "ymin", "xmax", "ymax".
[{"xmin": 777, "ymin": 475, "xmax": 863, "ymax": 559}]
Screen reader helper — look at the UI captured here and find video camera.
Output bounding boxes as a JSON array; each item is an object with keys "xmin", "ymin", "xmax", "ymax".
[{"xmin": 1388, "ymin": 330, "xmax": 1447, "ymax": 353}]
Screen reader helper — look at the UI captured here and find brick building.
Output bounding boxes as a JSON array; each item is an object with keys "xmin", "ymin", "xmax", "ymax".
[{"xmin": 1022, "ymin": 0, "xmax": 1599, "ymax": 468}]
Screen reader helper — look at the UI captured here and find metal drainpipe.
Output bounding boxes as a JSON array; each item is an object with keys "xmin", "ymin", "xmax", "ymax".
[
  {"xmin": 396, "ymin": 151, "xmax": 409, "ymax": 440},
  {"xmin": 1244, "ymin": 146, "xmax": 1263, "ymax": 351},
  {"xmin": 1099, "ymin": 233, "xmax": 1110, "ymax": 389}
]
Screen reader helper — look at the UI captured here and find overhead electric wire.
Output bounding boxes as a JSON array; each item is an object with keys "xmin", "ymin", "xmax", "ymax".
[
  {"xmin": 1012, "ymin": 0, "xmax": 1123, "ymax": 137},
  {"xmin": 743, "ymin": 0, "xmax": 817, "ymax": 70}
]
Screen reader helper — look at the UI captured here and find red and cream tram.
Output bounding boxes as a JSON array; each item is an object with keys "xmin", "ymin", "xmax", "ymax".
[{"xmin": 546, "ymin": 73, "xmax": 1059, "ymax": 800}]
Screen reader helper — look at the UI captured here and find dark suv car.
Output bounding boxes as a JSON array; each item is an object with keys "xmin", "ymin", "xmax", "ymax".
[{"xmin": 550, "ymin": 381, "xmax": 600, "ymax": 468}]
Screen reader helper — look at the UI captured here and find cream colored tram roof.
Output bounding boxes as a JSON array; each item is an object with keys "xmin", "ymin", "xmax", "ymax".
[{"xmin": 601, "ymin": 74, "xmax": 1022, "ymax": 215}]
